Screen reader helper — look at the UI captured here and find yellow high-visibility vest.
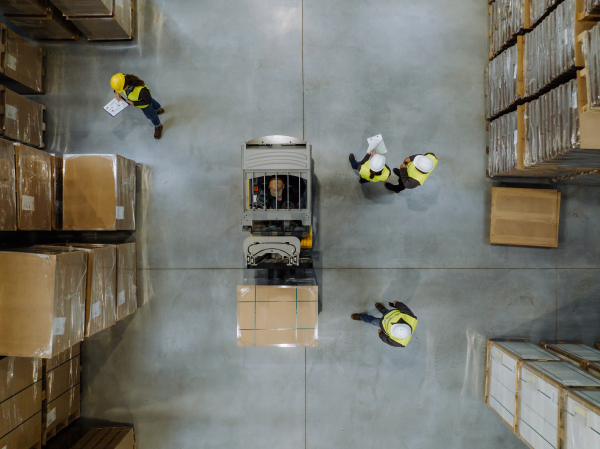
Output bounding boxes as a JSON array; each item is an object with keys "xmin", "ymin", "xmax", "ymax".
[
  {"xmin": 406, "ymin": 154, "xmax": 438, "ymax": 185},
  {"xmin": 382, "ymin": 310, "xmax": 418, "ymax": 346},
  {"xmin": 359, "ymin": 160, "xmax": 390, "ymax": 182},
  {"xmin": 127, "ymin": 85, "xmax": 151, "ymax": 109}
]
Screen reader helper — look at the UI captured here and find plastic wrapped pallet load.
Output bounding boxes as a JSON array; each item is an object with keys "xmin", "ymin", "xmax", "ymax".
[
  {"xmin": 0, "ymin": 24, "xmax": 45, "ymax": 94},
  {"xmin": 51, "ymin": 0, "xmax": 113, "ymax": 15},
  {"xmin": 5, "ymin": 5, "xmax": 79, "ymax": 41},
  {"xmin": 1, "ymin": 87, "xmax": 46, "ymax": 148},
  {"xmin": 0, "ymin": 138, "xmax": 16, "ymax": 231},
  {"xmin": 67, "ymin": 0, "xmax": 133, "ymax": 41},
  {"xmin": 517, "ymin": 361, "xmax": 600, "ymax": 449},
  {"xmin": 580, "ymin": 23, "xmax": 600, "ymax": 112},
  {"xmin": 485, "ymin": 341, "xmax": 560, "ymax": 431},
  {"xmin": 15, "ymin": 143, "xmax": 52, "ymax": 231},
  {"xmin": 563, "ymin": 389, "xmax": 600, "ymax": 449},
  {"xmin": 489, "ymin": 0, "xmax": 527, "ymax": 59},
  {"xmin": 0, "ymin": 0, "xmax": 48, "ymax": 15}
]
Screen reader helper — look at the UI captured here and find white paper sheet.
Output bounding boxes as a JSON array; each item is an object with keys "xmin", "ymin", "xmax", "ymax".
[
  {"xmin": 104, "ymin": 98, "xmax": 129, "ymax": 117},
  {"xmin": 366, "ymin": 134, "xmax": 388, "ymax": 155}
]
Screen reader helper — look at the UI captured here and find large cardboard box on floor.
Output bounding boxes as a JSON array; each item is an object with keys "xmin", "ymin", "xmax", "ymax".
[
  {"xmin": 484, "ymin": 341, "xmax": 560, "ymax": 432},
  {"xmin": 237, "ymin": 284, "xmax": 318, "ymax": 347},
  {"xmin": 5, "ymin": 6, "xmax": 79, "ymax": 41},
  {"xmin": 73, "ymin": 427, "xmax": 134, "ymax": 449},
  {"xmin": 52, "ymin": 0, "xmax": 112, "ymax": 16},
  {"xmin": 63, "ymin": 154, "xmax": 136, "ymax": 231},
  {"xmin": 0, "ymin": 24, "xmax": 45, "ymax": 94},
  {"xmin": 0, "ymin": 248, "xmax": 87, "ymax": 358},
  {"xmin": 0, "ymin": 138, "xmax": 16, "ymax": 231},
  {"xmin": 67, "ymin": 0, "xmax": 133, "ymax": 41},
  {"xmin": 0, "ymin": 0, "xmax": 48, "ymax": 15},
  {"xmin": 562, "ymin": 388, "xmax": 600, "ymax": 449},
  {"xmin": 15, "ymin": 143, "xmax": 51, "ymax": 231},
  {"xmin": 490, "ymin": 187, "xmax": 561, "ymax": 248},
  {"xmin": 0, "ymin": 87, "xmax": 46, "ymax": 148}
]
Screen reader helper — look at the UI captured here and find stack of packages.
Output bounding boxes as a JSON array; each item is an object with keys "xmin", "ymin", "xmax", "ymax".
[
  {"xmin": 487, "ymin": 111, "xmax": 518, "ymax": 177},
  {"xmin": 489, "ymin": 0, "xmax": 526, "ymax": 59},
  {"xmin": 581, "ymin": 23, "xmax": 600, "ymax": 111},
  {"xmin": 47, "ymin": 0, "xmax": 133, "ymax": 41},
  {"xmin": 0, "ymin": 24, "xmax": 45, "ymax": 94},
  {"xmin": 0, "ymin": 0, "xmax": 79, "ymax": 40},
  {"xmin": 523, "ymin": 0, "xmax": 576, "ymax": 98},
  {"xmin": 582, "ymin": 0, "xmax": 600, "ymax": 19},
  {"xmin": 485, "ymin": 340, "xmax": 600, "ymax": 449},
  {"xmin": 485, "ymin": 44, "xmax": 521, "ymax": 120},
  {"xmin": 529, "ymin": 0, "xmax": 561, "ymax": 26}
]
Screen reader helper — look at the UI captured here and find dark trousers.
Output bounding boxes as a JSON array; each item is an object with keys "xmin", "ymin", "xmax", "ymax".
[
  {"xmin": 387, "ymin": 180, "xmax": 406, "ymax": 193},
  {"xmin": 141, "ymin": 99, "xmax": 162, "ymax": 126}
]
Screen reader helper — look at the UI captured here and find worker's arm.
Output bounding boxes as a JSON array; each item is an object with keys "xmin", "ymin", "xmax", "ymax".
[
  {"xmin": 378, "ymin": 330, "xmax": 405, "ymax": 347},
  {"xmin": 130, "ymin": 87, "xmax": 152, "ymax": 107},
  {"xmin": 388, "ymin": 301, "xmax": 417, "ymax": 319},
  {"xmin": 356, "ymin": 153, "xmax": 371, "ymax": 171},
  {"xmin": 399, "ymin": 167, "xmax": 421, "ymax": 189}
]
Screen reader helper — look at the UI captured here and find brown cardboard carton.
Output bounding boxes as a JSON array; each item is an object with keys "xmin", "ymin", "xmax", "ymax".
[
  {"xmin": 15, "ymin": 144, "xmax": 51, "ymax": 230},
  {"xmin": 0, "ymin": 25, "xmax": 45, "ymax": 94},
  {"xmin": 116, "ymin": 243, "xmax": 137, "ymax": 320},
  {"xmin": 0, "ymin": 0, "xmax": 48, "ymax": 15},
  {"xmin": 0, "ymin": 411, "xmax": 42, "ymax": 449},
  {"xmin": 51, "ymin": 0, "xmax": 112, "ymax": 16},
  {"xmin": 0, "ymin": 249, "xmax": 87, "ymax": 358},
  {"xmin": 46, "ymin": 342, "xmax": 80, "ymax": 372},
  {"xmin": 1, "ymin": 88, "xmax": 45, "ymax": 148},
  {"xmin": 0, "ymin": 138, "xmax": 16, "ymax": 231},
  {"xmin": 0, "ymin": 356, "xmax": 42, "ymax": 402},
  {"xmin": 67, "ymin": 0, "xmax": 132, "ymax": 41},
  {"xmin": 0, "ymin": 381, "xmax": 42, "ymax": 437},
  {"xmin": 46, "ymin": 355, "xmax": 80, "ymax": 403},
  {"xmin": 72, "ymin": 428, "xmax": 134, "ymax": 449},
  {"xmin": 5, "ymin": 6, "xmax": 79, "ymax": 41},
  {"xmin": 237, "ymin": 285, "xmax": 318, "ymax": 347},
  {"xmin": 63, "ymin": 154, "xmax": 136, "ymax": 231},
  {"xmin": 51, "ymin": 154, "xmax": 63, "ymax": 230},
  {"xmin": 43, "ymin": 384, "xmax": 80, "ymax": 436}
]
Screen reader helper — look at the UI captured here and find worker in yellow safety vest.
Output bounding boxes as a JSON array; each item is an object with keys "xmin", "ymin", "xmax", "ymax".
[
  {"xmin": 385, "ymin": 153, "xmax": 437, "ymax": 193},
  {"xmin": 111, "ymin": 73, "xmax": 165, "ymax": 139},
  {"xmin": 349, "ymin": 150, "xmax": 391, "ymax": 184},
  {"xmin": 351, "ymin": 301, "xmax": 417, "ymax": 348}
]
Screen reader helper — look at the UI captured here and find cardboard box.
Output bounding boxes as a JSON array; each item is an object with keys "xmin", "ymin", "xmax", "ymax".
[
  {"xmin": 51, "ymin": 154, "xmax": 63, "ymax": 230},
  {"xmin": 0, "ymin": 248, "xmax": 87, "ymax": 358},
  {"xmin": 51, "ymin": 0, "xmax": 112, "ymax": 16},
  {"xmin": 1, "ymin": 88, "xmax": 45, "ymax": 148},
  {"xmin": 72, "ymin": 428, "xmax": 134, "ymax": 449},
  {"xmin": 0, "ymin": 138, "xmax": 16, "ymax": 231},
  {"xmin": 116, "ymin": 243, "xmax": 137, "ymax": 321},
  {"xmin": 15, "ymin": 143, "xmax": 51, "ymax": 231},
  {"xmin": 562, "ymin": 389, "xmax": 600, "ymax": 449},
  {"xmin": 63, "ymin": 154, "xmax": 136, "ymax": 231},
  {"xmin": 67, "ymin": 0, "xmax": 132, "ymax": 41},
  {"xmin": 43, "ymin": 384, "xmax": 80, "ymax": 439},
  {"xmin": 5, "ymin": 6, "xmax": 79, "ymax": 41},
  {"xmin": 490, "ymin": 187, "xmax": 561, "ymax": 248},
  {"xmin": 0, "ymin": 411, "xmax": 42, "ymax": 449},
  {"xmin": 0, "ymin": 381, "xmax": 42, "ymax": 437},
  {"xmin": 0, "ymin": 0, "xmax": 48, "ymax": 15},
  {"xmin": 46, "ymin": 342, "xmax": 80, "ymax": 372},
  {"xmin": 0, "ymin": 24, "xmax": 45, "ymax": 94},
  {"xmin": 46, "ymin": 355, "xmax": 80, "ymax": 403},
  {"xmin": 0, "ymin": 356, "xmax": 42, "ymax": 402},
  {"xmin": 237, "ymin": 285, "xmax": 318, "ymax": 347}
]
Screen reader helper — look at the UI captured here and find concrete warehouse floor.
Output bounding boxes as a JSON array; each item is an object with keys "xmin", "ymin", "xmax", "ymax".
[{"xmin": 25, "ymin": 0, "xmax": 600, "ymax": 447}]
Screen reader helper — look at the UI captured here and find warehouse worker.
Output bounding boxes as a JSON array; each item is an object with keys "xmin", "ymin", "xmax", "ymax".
[
  {"xmin": 351, "ymin": 301, "xmax": 417, "ymax": 348},
  {"xmin": 349, "ymin": 150, "xmax": 390, "ymax": 183},
  {"xmin": 385, "ymin": 153, "xmax": 437, "ymax": 193},
  {"xmin": 111, "ymin": 73, "xmax": 164, "ymax": 139}
]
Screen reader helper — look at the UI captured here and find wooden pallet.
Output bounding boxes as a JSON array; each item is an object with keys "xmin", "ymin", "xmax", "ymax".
[{"xmin": 42, "ymin": 408, "xmax": 80, "ymax": 446}]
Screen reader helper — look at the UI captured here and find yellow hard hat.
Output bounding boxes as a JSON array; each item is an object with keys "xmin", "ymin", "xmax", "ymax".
[{"xmin": 111, "ymin": 73, "xmax": 125, "ymax": 93}]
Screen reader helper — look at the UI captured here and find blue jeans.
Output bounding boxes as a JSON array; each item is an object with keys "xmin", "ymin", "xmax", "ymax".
[
  {"xmin": 350, "ymin": 157, "xmax": 360, "ymax": 170},
  {"xmin": 360, "ymin": 309, "xmax": 391, "ymax": 327},
  {"xmin": 141, "ymin": 99, "xmax": 161, "ymax": 126}
]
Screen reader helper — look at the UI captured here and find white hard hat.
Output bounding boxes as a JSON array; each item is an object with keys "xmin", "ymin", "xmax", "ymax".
[
  {"xmin": 390, "ymin": 323, "xmax": 412, "ymax": 339},
  {"xmin": 370, "ymin": 154, "xmax": 385, "ymax": 172},
  {"xmin": 413, "ymin": 155, "xmax": 434, "ymax": 173}
]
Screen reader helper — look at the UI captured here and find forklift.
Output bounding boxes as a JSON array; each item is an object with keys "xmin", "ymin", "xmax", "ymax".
[{"xmin": 241, "ymin": 135, "xmax": 314, "ymax": 281}]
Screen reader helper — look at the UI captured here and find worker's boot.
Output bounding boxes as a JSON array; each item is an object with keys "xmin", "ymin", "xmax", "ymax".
[
  {"xmin": 351, "ymin": 313, "xmax": 364, "ymax": 321},
  {"xmin": 154, "ymin": 124, "xmax": 163, "ymax": 139},
  {"xmin": 385, "ymin": 182, "xmax": 400, "ymax": 193},
  {"xmin": 349, "ymin": 153, "xmax": 355, "ymax": 165},
  {"xmin": 156, "ymin": 108, "xmax": 165, "ymax": 115},
  {"xmin": 375, "ymin": 302, "xmax": 386, "ymax": 313},
  {"xmin": 393, "ymin": 167, "xmax": 401, "ymax": 176}
]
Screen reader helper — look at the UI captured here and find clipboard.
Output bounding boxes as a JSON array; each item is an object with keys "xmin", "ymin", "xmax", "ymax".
[{"xmin": 104, "ymin": 96, "xmax": 129, "ymax": 117}]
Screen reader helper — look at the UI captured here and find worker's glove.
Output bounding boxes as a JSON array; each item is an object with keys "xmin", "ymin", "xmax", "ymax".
[{"xmin": 388, "ymin": 302, "xmax": 396, "ymax": 308}]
